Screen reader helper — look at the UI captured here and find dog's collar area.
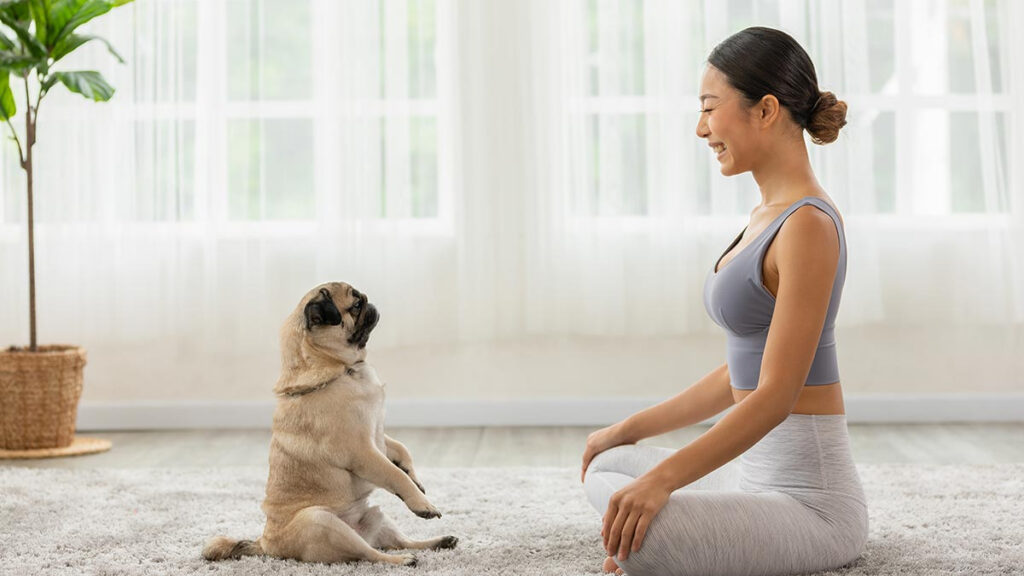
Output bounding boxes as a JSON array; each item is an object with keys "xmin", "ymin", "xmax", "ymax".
[{"xmin": 280, "ymin": 378, "xmax": 336, "ymax": 398}]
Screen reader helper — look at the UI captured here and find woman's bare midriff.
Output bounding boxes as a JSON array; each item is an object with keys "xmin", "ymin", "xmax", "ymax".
[{"xmin": 732, "ymin": 382, "xmax": 846, "ymax": 415}]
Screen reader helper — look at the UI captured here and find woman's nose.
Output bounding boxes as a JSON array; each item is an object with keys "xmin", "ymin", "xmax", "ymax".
[{"xmin": 696, "ymin": 116, "xmax": 709, "ymax": 139}]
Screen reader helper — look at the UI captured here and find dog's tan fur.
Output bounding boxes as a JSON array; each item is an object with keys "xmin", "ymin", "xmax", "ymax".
[{"xmin": 203, "ymin": 282, "xmax": 456, "ymax": 566}]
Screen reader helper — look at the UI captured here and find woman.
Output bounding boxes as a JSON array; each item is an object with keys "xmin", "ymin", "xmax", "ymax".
[{"xmin": 581, "ymin": 27, "xmax": 868, "ymax": 576}]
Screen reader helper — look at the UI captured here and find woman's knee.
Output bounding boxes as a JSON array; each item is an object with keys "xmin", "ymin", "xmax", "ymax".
[
  {"xmin": 583, "ymin": 468, "xmax": 632, "ymax": 515},
  {"xmin": 586, "ymin": 444, "xmax": 672, "ymax": 478},
  {"xmin": 586, "ymin": 445, "xmax": 635, "ymax": 477}
]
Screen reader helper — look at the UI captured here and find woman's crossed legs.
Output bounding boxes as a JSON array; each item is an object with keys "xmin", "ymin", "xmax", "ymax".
[{"xmin": 584, "ymin": 445, "xmax": 865, "ymax": 576}]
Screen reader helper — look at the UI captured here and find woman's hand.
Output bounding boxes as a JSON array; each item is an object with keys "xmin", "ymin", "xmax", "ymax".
[
  {"xmin": 581, "ymin": 422, "xmax": 634, "ymax": 482},
  {"xmin": 601, "ymin": 474, "xmax": 671, "ymax": 562}
]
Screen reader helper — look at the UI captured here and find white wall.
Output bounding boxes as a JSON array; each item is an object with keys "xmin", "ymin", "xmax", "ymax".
[{"xmin": 77, "ymin": 326, "xmax": 1023, "ymax": 404}]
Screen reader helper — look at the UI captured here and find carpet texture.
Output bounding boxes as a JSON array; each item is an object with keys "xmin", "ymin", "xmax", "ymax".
[{"xmin": 0, "ymin": 465, "xmax": 1021, "ymax": 575}]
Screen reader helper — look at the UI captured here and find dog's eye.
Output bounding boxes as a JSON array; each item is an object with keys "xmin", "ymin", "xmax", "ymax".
[{"xmin": 351, "ymin": 300, "xmax": 362, "ymax": 312}]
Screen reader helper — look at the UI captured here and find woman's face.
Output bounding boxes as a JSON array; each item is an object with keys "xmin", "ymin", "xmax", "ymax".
[{"xmin": 695, "ymin": 65, "xmax": 759, "ymax": 177}]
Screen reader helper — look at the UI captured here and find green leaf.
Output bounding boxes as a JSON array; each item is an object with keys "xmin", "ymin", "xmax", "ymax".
[
  {"xmin": 50, "ymin": 32, "xmax": 122, "ymax": 63},
  {"xmin": 0, "ymin": 71, "xmax": 15, "ymax": 119},
  {"xmin": 0, "ymin": 29, "xmax": 15, "ymax": 50},
  {"xmin": 43, "ymin": 0, "xmax": 83, "ymax": 44},
  {"xmin": 28, "ymin": 0, "xmax": 49, "ymax": 46},
  {"xmin": 54, "ymin": 69, "xmax": 112, "ymax": 100},
  {"xmin": 48, "ymin": 0, "xmax": 133, "ymax": 49},
  {"xmin": 0, "ymin": 0, "xmax": 31, "ymax": 22},
  {"xmin": 0, "ymin": 49, "xmax": 40, "ymax": 70},
  {"xmin": 0, "ymin": 9, "xmax": 46, "ymax": 58}
]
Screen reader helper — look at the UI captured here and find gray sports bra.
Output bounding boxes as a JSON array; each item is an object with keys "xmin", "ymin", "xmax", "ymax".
[{"xmin": 703, "ymin": 196, "xmax": 846, "ymax": 390}]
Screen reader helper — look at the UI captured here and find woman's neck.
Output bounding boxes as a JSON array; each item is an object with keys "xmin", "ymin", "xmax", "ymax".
[{"xmin": 751, "ymin": 137, "xmax": 822, "ymax": 207}]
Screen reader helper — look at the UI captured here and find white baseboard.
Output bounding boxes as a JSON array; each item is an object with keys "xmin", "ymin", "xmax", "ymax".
[{"xmin": 75, "ymin": 395, "xmax": 1024, "ymax": 430}]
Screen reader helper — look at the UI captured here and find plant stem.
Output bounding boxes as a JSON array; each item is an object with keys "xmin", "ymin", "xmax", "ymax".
[
  {"xmin": 24, "ymin": 73, "xmax": 36, "ymax": 351},
  {"xmin": 3, "ymin": 117, "xmax": 25, "ymax": 167},
  {"xmin": 34, "ymin": 71, "xmax": 44, "ymax": 116}
]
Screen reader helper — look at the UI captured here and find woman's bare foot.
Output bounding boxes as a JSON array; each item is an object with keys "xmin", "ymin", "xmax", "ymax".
[{"xmin": 603, "ymin": 556, "xmax": 624, "ymax": 574}]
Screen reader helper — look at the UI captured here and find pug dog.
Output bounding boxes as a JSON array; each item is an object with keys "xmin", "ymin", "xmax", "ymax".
[{"xmin": 203, "ymin": 282, "xmax": 457, "ymax": 566}]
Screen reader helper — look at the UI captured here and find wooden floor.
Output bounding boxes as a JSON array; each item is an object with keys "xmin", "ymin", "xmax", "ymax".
[{"xmin": 4, "ymin": 424, "xmax": 1023, "ymax": 469}]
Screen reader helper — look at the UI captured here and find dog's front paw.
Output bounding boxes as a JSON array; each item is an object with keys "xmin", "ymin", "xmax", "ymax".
[
  {"xmin": 410, "ymin": 499, "xmax": 441, "ymax": 519},
  {"xmin": 399, "ymin": 554, "xmax": 417, "ymax": 567},
  {"xmin": 433, "ymin": 535, "xmax": 458, "ymax": 550},
  {"xmin": 392, "ymin": 460, "xmax": 426, "ymax": 494},
  {"xmin": 415, "ymin": 508, "xmax": 441, "ymax": 520}
]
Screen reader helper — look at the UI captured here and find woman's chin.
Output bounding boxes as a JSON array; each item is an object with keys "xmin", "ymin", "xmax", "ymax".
[{"xmin": 716, "ymin": 155, "xmax": 746, "ymax": 176}]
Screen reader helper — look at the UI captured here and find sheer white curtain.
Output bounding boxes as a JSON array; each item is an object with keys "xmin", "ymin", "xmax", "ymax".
[
  {"xmin": 524, "ymin": 0, "xmax": 1024, "ymax": 334},
  {"xmin": 518, "ymin": 0, "xmax": 1023, "ymax": 395},
  {"xmin": 0, "ymin": 0, "xmax": 466, "ymax": 399},
  {"xmin": 522, "ymin": 0, "xmax": 728, "ymax": 337},
  {"xmin": 805, "ymin": 0, "xmax": 1024, "ymax": 327},
  {"xmin": 1, "ymin": 0, "xmax": 1021, "ymax": 402}
]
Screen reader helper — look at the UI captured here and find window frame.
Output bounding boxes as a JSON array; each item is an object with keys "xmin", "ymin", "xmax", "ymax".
[
  {"xmin": 0, "ymin": 0, "xmax": 455, "ymax": 240},
  {"xmin": 574, "ymin": 0, "xmax": 1015, "ymax": 227}
]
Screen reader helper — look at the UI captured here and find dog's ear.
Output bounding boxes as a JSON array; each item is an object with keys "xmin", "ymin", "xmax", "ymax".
[{"xmin": 304, "ymin": 289, "xmax": 342, "ymax": 330}]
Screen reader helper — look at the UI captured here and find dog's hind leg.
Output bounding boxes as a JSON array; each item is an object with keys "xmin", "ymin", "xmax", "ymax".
[
  {"xmin": 276, "ymin": 506, "xmax": 418, "ymax": 566},
  {"xmin": 358, "ymin": 505, "xmax": 459, "ymax": 552}
]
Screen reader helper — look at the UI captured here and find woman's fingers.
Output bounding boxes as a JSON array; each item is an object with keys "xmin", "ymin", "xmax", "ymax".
[
  {"xmin": 633, "ymin": 514, "xmax": 651, "ymax": 553},
  {"xmin": 618, "ymin": 511, "xmax": 641, "ymax": 560},
  {"xmin": 605, "ymin": 504, "xmax": 628, "ymax": 556},
  {"xmin": 602, "ymin": 501, "xmax": 617, "ymax": 549},
  {"xmin": 581, "ymin": 448, "xmax": 593, "ymax": 483},
  {"xmin": 582, "ymin": 433, "xmax": 602, "ymax": 483}
]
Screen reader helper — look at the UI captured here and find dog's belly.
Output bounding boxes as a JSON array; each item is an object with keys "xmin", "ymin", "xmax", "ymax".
[{"xmin": 262, "ymin": 443, "xmax": 376, "ymax": 521}]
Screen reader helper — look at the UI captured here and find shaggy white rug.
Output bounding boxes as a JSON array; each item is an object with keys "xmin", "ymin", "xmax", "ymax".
[{"xmin": 0, "ymin": 465, "xmax": 1021, "ymax": 575}]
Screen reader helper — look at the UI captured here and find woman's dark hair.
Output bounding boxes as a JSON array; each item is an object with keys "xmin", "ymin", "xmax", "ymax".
[{"xmin": 708, "ymin": 27, "xmax": 847, "ymax": 145}]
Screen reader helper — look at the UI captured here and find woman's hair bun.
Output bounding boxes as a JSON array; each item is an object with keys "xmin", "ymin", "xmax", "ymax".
[{"xmin": 806, "ymin": 91, "xmax": 847, "ymax": 145}]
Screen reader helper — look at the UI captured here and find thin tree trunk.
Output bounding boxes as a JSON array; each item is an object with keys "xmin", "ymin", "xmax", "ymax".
[{"xmin": 25, "ymin": 77, "xmax": 36, "ymax": 352}]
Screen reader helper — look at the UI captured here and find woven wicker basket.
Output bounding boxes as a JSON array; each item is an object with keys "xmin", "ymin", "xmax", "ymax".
[{"xmin": 0, "ymin": 345, "xmax": 87, "ymax": 450}]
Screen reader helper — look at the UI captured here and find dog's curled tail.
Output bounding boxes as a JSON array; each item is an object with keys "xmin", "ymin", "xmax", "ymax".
[{"xmin": 202, "ymin": 536, "xmax": 264, "ymax": 561}]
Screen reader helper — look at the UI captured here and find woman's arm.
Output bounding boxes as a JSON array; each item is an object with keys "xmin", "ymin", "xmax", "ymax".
[
  {"xmin": 603, "ymin": 206, "xmax": 841, "ymax": 560},
  {"xmin": 618, "ymin": 362, "xmax": 734, "ymax": 443},
  {"xmin": 581, "ymin": 362, "xmax": 733, "ymax": 482},
  {"xmin": 647, "ymin": 206, "xmax": 840, "ymax": 488}
]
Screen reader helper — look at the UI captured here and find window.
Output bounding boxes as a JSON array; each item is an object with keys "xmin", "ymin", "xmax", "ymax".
[
  {"xmin": 221, "ymin": 0, "xmax": 443, "ymax": 223},
  {"xmin": 581, "ymin": 0, "xmax": 651, "ymax": 217},
  {"xmin": 51, "ymin": 0, "xmax": 448, "ymax": 226},
  {"xmin": 862, "ymin": 0, "xmax": 1010, "ymax": 216},
  {"xmin": 133, "ymin": 0, "xmax": 199, "ymax": 221},
  {"xmin": 577, "ymin": 0, "xmax": 1013, "ymax": 219}
]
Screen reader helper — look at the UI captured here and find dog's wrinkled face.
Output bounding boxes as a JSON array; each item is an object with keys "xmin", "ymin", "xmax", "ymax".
[{"xmin": 302, "ymin": 282, "xmax": 380, "ymax": 354}]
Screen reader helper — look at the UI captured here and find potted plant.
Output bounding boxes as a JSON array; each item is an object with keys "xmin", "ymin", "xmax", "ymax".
[{"xmin": 0, "ymin": 0, "xmax": 132, "ymax": 453}]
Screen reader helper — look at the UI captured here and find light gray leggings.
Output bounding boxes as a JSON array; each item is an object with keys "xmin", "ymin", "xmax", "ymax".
[{"xmin": 584, "ymin": 414, "xmax": 868, "ymax": 576}]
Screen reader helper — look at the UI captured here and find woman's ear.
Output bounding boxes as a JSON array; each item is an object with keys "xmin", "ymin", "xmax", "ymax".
[{"xmin": 757, "ymin": 94, "xmax": 781, "ymax": 128}]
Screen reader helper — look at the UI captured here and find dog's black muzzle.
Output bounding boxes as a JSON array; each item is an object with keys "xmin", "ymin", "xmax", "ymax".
[{"xmin": 349, "ymin": 304, "xmax": 379, "ymax": 349}]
